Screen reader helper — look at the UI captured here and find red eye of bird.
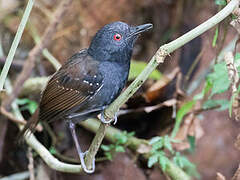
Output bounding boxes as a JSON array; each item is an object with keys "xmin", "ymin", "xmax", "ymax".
[{"xmin": 114, "ymin": 33, "xmax": 122, "ymax": 41}]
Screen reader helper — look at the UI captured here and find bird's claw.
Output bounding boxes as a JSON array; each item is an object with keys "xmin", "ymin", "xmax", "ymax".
[
  {"xmin": 113, "ymin": 114, "xmax": 118, "ymax": 125},
  {"xmin": 100, "ymin": 112, "xmax": 118, "ymax": 124},
  {"xmin": 80, "ymin": 151, "xmax": 95, "ymax": 174}
]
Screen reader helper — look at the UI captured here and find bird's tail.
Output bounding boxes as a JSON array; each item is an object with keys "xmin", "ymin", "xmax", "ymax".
[{"xmin": 17, "ymin": 108, "xmax": 40, "ymax": 142}]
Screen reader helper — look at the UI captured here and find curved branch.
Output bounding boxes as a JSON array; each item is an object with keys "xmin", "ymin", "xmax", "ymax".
[{"xmin": 25, "ymin": 134, "xmax": 83, "ymax": 173}]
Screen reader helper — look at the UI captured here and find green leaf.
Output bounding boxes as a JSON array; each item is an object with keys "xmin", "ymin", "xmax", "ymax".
[
  {"xmin": 232, "ymin": 14, "xmax": 238, "ymax": 20},
  {"xmin": 207, "ymin": 62, "xmax": 230, "ymax": 96},
  {"xmin": 212, "ymin": 26, "xmax": 219, "ymax": 47},
  {"xmin": 215, "ymin": 0, "xmax": 227, "ymax": 5},
  {"xmin": 163, "ymin": 136, "xmax": 174, "ymax": 154},
  {"xmin": 28, "ymin": 100, "xmax": 38, "ymax": 114},
  {"xmin": 203, "ymin": 99, "xmax": 229, "ymax": 111},
  {"xmin": 151, "ymin": 141, "xmax": 163, "ymax": 152},
  {"xmin": 115, "ymin": 145, "xmax": 125, "ymax": 152},
  {"xmin": 149, "ymin": 136, "xmax": 162, "ymax": 144},
  {"xmin": 173, "ymin": 152, "xmax": 200, "ymax": 178},
  {"xmin": 129, "ymin": 60, "xmax": 162, "ymax": 80},
  {"xmin": 235, "ymin": 52, "xmax": 240, "ymax": 60},
  {"xmin": 49, "ymin": 146, "xmax": 57, "ymax": 155},
  {"xmin": 126, "ymin": 131, "xmax": 135, "ymax": 137},
  {"xmin": 101, "ymin": 144, "xmax": 111, "ymax": 151},
  {"xmin": 194, "ymin": 79, "xmax": 212, "ymax": 100},
  {"xmin": 235, "ymin": 52, "xmax": 240, "ymax": 70},
  {"xmin": 105, "ymin": 152, "xmax": 113, "ymax": 161},
  {"xmin": 159, "ymin": 154, "xmax": 168, "ymax": 171},
  {"xmin": 114, "ymin": 133, "xmax": 128, "ymax": 144},
  {"xmin": 16, "ymin": 98, "xmax": 38, "ymax": 114},
  {"xmin": 171, "ymin": 100, "xmax": 196, "ymax": 138},
  {"xmin": 148, "ymin": 154, "xmax": 159, "ymax": 168},
  {"xmin": 187, "ymin": 135, "xmax": 195, "ymax": 153}
]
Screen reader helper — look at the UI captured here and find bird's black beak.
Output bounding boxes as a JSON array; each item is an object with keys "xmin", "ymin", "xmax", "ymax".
[{"xmin": 129, "ymin": 23, "xmax": 153, "ymax": 37}]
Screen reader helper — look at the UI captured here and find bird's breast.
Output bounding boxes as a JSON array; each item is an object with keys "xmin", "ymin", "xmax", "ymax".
[{"xmin": 96, "ymin": 61, "xmax": 130, "ymax": 105}]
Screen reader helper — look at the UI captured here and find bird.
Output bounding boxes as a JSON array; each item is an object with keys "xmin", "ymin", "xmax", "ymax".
[{"xmin": 20, "ymin": 21, "xmax": 153, "ymax": 173}]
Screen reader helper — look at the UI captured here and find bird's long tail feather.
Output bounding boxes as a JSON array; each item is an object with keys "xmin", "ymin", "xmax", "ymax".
[{"xmin": 17, "ymin": 108, "xmax": 40, "ymax": 142}]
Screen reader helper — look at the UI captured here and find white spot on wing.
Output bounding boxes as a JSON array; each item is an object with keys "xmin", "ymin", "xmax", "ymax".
[{"xmin": 83, "ymin": 80, "xmax": 89, "ymax": 84}]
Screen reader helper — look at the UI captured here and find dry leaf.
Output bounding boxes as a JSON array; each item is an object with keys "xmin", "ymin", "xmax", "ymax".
[
  {"xmin": 216, "ymin": 172, "xmax": 226, "ymax": 180},
  {"xmin": 143, "ymin": 76, "xmax": 170, "ymax": 103},
  {"xmin": 188, "ymin": 116, "xmax": 204, "ymax": 139},
  {"xmin": 143, "ymin": 67, "xmax": 179, "ymax": 103},
  {"xmin": 137, "ymin": 144, "xmax": 151, "ymax": 154},
  {"xmin": 173, "ymin": 113, "xmax": 204, "ymax": 151},
  {"xmin": 232, "ymin": 165, "xmax": 240, "ymax": 180},
  {"xmin": 0, "ymin": 90, "xmax": 7, "ymax": 104}
]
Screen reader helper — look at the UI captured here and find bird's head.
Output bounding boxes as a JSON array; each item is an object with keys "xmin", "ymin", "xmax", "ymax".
[{"xmin": 88, "ymin": 21, "xmax": 153, "ymax": 64}]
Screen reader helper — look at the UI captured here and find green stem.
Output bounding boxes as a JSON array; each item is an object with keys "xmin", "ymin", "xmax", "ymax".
[
  {"xmin": 0, "ymin": 0, "xmax": 34, "ymax": 90},
  {"xmin": 105, "ymin": 0, "xmax": 239, "ymax": 119}
]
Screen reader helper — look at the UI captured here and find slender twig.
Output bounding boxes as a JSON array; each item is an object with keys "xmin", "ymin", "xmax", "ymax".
[
  {"xmin": 0, "ymin": 0, "xmax": 34, "ymax": 91},
  {"xmin": 85, "ymin": 0, "xmax": 240, "ymax": 172},
  {"xmin": 0, "ymin": 106, "xmax": 26, "ymax": 125},
  {"xmin": 2, "ymin": 0, "xmax": 73, "ymax": 110},
  {"xmin": 28, "ymin": 148, "xmax": 35, "ymax": 180},
  {"xmin": 0, "ymin": 104, "xmax": 42, "ymax": 131},
  {"xmin": 224, "ymin": 51, "xmax": 240, "ymax": 119},
  {"xmin": 185, "ymin": 49, "xmax": 204, "ymax": 82}
]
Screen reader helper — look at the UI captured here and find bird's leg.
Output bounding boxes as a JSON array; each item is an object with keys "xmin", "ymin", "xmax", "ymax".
[
  {"xmin": 67, "ymin": 107, "xmax": 106, "ymax": 119},
  {"xmin": 100, "ymin": 111, "xmax": 118, "ymax": 124},
  {"xmin": 68, "ymin": 121, "xmax": 95, "ymax": 173}
]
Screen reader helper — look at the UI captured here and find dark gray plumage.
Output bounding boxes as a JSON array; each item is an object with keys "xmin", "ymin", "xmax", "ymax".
[{"xmin": 21, "ymin": 21, "xmax": 153, "ymax": 173}]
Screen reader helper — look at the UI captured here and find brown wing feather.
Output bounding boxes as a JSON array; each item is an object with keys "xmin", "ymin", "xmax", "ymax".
[
  {"xmin": 39, "ymin": 50, "xmax": 103, "ymax": 123},
  {"xmin": 19, "ymin": 50, "xmax": 103, "ymax": 137}
]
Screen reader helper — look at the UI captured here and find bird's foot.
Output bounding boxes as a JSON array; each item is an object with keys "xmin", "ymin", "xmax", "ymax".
[
  {"xmin": 100, "ymin": 112, "xmax": 118, "ymax": 125},
  {"xmin": 80, "ymin": 151, "xmax": 95, "ymax": 174},
  {"xmin": 113, "ymin": 114, "xmax": 118, "ymax": 125}
]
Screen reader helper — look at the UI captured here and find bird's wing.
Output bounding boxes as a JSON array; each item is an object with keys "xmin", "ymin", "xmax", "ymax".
[{"xmin": 39, "ymin": 50, "xmax": 103, "ymax": 123}]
